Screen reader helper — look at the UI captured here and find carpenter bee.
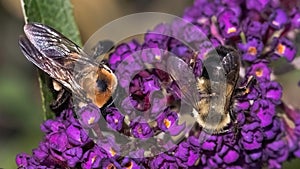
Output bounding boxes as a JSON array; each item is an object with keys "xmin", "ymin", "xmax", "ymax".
[
  {"xmin": 167, "ymin": 46, "xmax": 254, "ymax": 134},
  {"xmin": 19, "ymin": 23, "xmax": 117, "ymax": 110}
]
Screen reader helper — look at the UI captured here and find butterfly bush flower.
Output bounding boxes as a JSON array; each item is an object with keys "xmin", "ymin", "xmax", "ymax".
[
  {"xmin": 130, "ymin": 120, "xmax": 154, "ymax": 139},
  {"xmin": 17, "ymin": 0, "xmax": 300, "ymax": 168},
  {"xmin": 79, "ymin": 103, "xmax": 101, "ymax": 128},
  {"xmin": 238, "ymin": 35, "xmax": 264, "ymax": 62},
  {"xmin": 271, "ymin": 37, "xmax": 297, "ymax": 62},
  {"xmin": 156, "ymin": 108, "xmax": 178, "ymax": 132},
  {"xmin": 105, "ymin": 107, "xmax": 124, "ymax": 131}
]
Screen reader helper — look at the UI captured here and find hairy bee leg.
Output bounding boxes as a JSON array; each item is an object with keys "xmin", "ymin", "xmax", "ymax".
[
  {"xmin": 228, "ymin": 76, "xmax": 256, "ymax": 137},
  {"xmin": 91, "ymin": 40, "xmax": 114, "ymax": 59},
  {"xmin": 229, "ymin": 107, "xmax": 237, "ymax": 121},
  {"xmin": 234, "ymin": 75, "xmax": 256, "ymax": 97},
  {"xmin": 229, "ymin": 107, "xmax": 238, "ymax": 131},
  {"xmin": 50, "ymin": 88, "xmax": 71, "ymax": 112},
  {"xmin": 228, "ymin": 108, "xmax": 239, "ymax": 141}
]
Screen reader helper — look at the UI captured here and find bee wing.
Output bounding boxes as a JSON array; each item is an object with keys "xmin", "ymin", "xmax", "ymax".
[
  {"xmin": 166, "ymin": 56, "xmax": 201, "ymax": 108},
  {"xmin": 23, "ymin": 23, "xmax": 95, "ymax": 66},
  {"xmin": 91, "ymin": 40, "xmax": 115, "ymax": 59},
  {"xmin": 19, "ymin": 36, "xmax": 86, "ymax": 99}
]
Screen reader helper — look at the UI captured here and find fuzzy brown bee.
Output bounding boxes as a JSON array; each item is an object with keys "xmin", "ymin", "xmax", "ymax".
[
  {"xmin": 19, "ymin": 23, "xmax": 117, "ymax": 109},
  {"xmin": 167, "ymin": 46, "xmax": 253, "ymax": 134}
]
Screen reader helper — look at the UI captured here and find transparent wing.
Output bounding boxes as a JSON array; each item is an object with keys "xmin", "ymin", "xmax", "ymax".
[
  {"xmin": 23, "ymin": 23, "xmax": 94, "ymax": 66},
  {"xmin": 19, "ymin": 36, "xmax": 86, "ymax": 99},
  {"xmin": 91, "ymin": 40, "xmax": 115, "ymax": 59},
  {"xmin": 166, "ymin": 56, "xmax": 201, "ymax": 109}
]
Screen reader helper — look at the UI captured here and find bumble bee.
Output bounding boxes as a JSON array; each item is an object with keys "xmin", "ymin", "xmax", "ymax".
[
  {"xmin": 167, "ymin": 46, "xmax": 254, "ymax": 134},
  {"xmin": 19, "ymin": 23, "xmax": 117, "ymax": 110}
]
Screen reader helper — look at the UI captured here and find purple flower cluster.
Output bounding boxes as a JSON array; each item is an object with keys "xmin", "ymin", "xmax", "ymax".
[
  {"xmin": 16, "ymin": 107, "xmax": 145, "ymax": 169},
  {"xmin": 16, "ymin": 109, "xmax": 93, "ymax": 168},
  {"xmin": 17, "ymin": 0, "xmax": 300, "ymax": 168}
]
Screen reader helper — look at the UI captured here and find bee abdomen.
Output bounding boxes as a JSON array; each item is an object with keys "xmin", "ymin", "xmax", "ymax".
[{"xmin": 196, "ymin": 97, "xmax": 231, "ymax": 133}]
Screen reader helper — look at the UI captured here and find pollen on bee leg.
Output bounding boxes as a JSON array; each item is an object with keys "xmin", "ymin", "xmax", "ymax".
[
  {"xmin": 53, "ymin": 80, "xmax": 62, "ymax": 91},
  {"xmin": 244, "ymin": 87, "xmax": 250, "ymax": 94}
]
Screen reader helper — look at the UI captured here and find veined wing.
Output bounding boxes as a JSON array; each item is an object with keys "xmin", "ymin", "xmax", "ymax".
[
  {"xmin": 166, "ymin": 56, "xmax": 201, "ymax": 109},
  {"xmin": 19, "ymin": 36, "xmax": 86, "ymax": 100}
]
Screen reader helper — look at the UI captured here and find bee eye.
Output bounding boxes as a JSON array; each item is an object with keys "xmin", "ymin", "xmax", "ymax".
[{"xmin": 96, "ymin": 78, "xmax": 108, "ymax": 92}]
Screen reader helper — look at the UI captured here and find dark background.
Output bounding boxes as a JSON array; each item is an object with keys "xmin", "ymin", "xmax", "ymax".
[{"xmin": 0, "ymin": 1, "xmax": 299, "ymax": 168}]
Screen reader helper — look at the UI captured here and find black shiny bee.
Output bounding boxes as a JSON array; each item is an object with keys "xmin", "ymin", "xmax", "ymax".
[
  {"xmin": 19, "ymin": 23, "xmax": 117, "ymax": 110},
  {"xmin": 167, "ymin": 46, "xmax": 254, "ymax": 134}
]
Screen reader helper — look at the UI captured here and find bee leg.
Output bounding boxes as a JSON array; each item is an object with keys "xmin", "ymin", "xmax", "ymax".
[
  {"xmin": 229, "ymin": 107, "xmax": 239, "ymax": 140},
  {"xmin": 234, "ymin": 75, "xmax": 256, "ymax": 97},
  {"xmin": 230, "ymin": 122, "xmax": 239, "ymax": 141},
  {"xmin": 50, "ymin": 88, "xmax": 71, "ymax": 113},
  {"xmin": 229, "ymin": 108, "xmax": 237, "ymax": 122},
  {"xmin": 91, "ymin": 40, "xmax": 114, "ymax": 59}
]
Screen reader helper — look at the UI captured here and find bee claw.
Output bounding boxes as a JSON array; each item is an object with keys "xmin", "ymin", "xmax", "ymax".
[
  {"xmin": 50, "ymin": 88, "xmax": 71, "ymax": 113},
  {"xmin": 234, "ymin": 75, "xmax": 256, "ymax": 97}
]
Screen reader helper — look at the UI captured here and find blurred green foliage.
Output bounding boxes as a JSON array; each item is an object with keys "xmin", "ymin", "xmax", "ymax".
[{"xmin": 0, "ymin": 2, "xmax": 42, "ymax": 168}]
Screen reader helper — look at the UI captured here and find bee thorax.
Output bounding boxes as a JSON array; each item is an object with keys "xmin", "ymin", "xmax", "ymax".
[{"xmin": 96, "ymin": 79, "xmax": 108, "ymax": 92}]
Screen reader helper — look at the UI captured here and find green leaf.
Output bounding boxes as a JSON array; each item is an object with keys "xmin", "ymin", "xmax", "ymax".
[
  {"xmin": 22, "ymin": 0, "xmax": 81, "ymax": 45},
  {"xmin": 21, "ymin": 0, "xmax": 82, "ymax": 119}
]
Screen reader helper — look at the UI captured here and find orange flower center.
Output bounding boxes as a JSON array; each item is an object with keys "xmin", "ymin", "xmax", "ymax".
[
  {"xmin": 255, "ymin": 68, "xmax": 263, "ymax": 77},
  {"xmin": 137, "ymin": 126, "xmax": 142, "ymax": 134},
  {"xmin": 109, "ymin": 147, "xmax": 116, "ymax": 156},
  {"xmin": 164, "ymin": 118, "xmax": 171, "ymax": 128},
  {"xmin": 248, "ymin": 46, "xmax": 257, "ymax": 55},
  {"xmin": 125, "ymin": 161, "xmax": 133, "ymax": 169},
  {"xmin": 106, "ymin": 163, "xmax": 116, "ymax": 169},
  {"xmin": 276, "ymin": 43, "xmax": 286, "ymax": 55}
]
